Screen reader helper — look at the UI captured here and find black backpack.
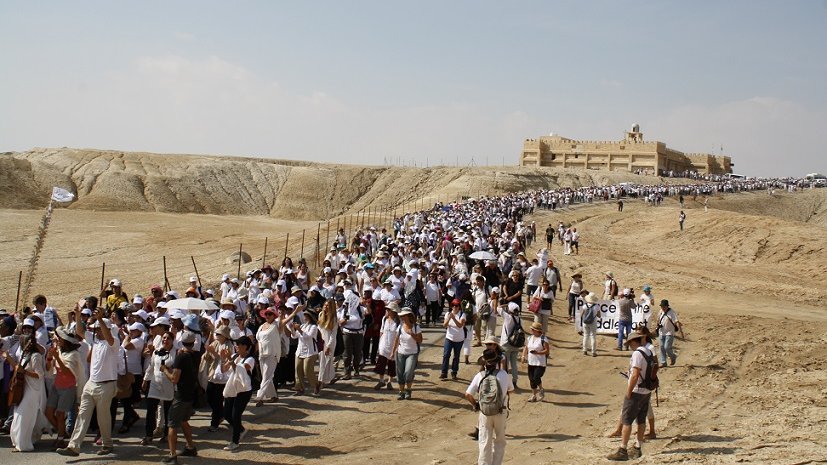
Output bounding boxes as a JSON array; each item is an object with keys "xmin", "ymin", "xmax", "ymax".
[
  {"xmin": 635, "ymin": 348, "xmax": 659, "ymax": 390},
  {"xmin": 506, "ymin": 311, "xmax": 525, "ymax": 348}
]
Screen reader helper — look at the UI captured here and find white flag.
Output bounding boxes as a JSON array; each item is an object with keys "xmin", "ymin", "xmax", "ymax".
[{"xmin": 51, "ymin": 186, "xmax": 75, "ymax": 203}]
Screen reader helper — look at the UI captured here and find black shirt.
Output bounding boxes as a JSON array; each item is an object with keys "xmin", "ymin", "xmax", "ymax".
[{"xmin": 172, "ymin": 350, "xmax": 197, "ymax": 402}]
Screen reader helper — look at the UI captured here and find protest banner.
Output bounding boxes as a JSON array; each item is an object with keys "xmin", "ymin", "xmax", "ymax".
[{"xmin": 574, "ymin": 297, "xmax": 654, "ymax": 335}]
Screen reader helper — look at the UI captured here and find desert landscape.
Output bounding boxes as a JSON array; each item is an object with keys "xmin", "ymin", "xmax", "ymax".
[{"xmin": 1, "ymin": 148, "xmax": 825, "ymax": 464}]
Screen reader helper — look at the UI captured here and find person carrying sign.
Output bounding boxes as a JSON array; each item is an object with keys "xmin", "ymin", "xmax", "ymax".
[{"xmin": 464, "ymin": 348, "xmax": 514, "ymax": 465}]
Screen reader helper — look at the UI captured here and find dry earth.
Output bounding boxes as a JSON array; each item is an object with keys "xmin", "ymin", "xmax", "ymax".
[{"xmin": 1, "ymin": 149, "xmax": 826, "ymax": 465}]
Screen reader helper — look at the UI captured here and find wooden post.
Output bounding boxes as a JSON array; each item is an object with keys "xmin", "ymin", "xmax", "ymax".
[
  {"xmin": 315, "ymin": 223, "xmax": 321, "ymax": 267},
  {"xmin": 283, "ymin": 233, "xmax": 290, "ymax": 260},
  {"xmin": 262, "ymin": 237, "xmax": 268, "ymax": 267},
  {"xmin": 300, "ymin": 229, "xmax": 306, "ymax": 260},
  {"xmin": 236, "ymin": 244, "xmax": 243, "ymax": 279},
  {"xmin": 162, "ymin": 257, "xmax": 170, "ymax": 291},
  {"xmin": 335, "ymin": 217, "xmax": 340, "ymax": 243},
  {"xmin": 326, "ymin": 220, "xmax": 331, "ymax": 251},
  {"xmin": 99, "ymin": 262, "xmax": 106, "ymax": 292},
  {"xmin": 190, "ymin": 256, "xmax": 203, "ymax": 291},
  {"xmin": 14, "ymin": 270, "xmax": 22, "ymax": 314}
]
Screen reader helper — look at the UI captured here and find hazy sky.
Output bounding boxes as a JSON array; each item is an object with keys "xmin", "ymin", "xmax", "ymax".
[{"xmin": 2, "ymin": 1, "xmax": 825, "ymax": 177}]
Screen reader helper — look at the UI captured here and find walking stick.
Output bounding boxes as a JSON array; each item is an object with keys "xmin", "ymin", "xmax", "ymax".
[
  {"xmin": 190, "ymin": 256, "xmax": 203, "ymax": 294},
  {"xmin": 14, "ymin": 270, "xmax": 22, "ymax": 314}
]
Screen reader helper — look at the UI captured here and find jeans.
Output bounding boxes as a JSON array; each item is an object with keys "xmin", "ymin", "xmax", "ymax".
[
  {"xmin": 503, "ymin": 344, "xmax": 520, "ymax": 386},
  {"xmin": 567, "ymin": 293, "xmax": 577, "ymax": 318},
  {"xmin": 441, "ymin": 339, "xmax": 463, "ymax": 376},
  {"xmin": 659, "ymin": 334, "xmax": 676, "ymax": 365},
  {"xmin": 206, "ymin": 382, "xmax": 225, "ymax": 428},
  {"xmin": 617, "ymin": 320, "xmax": 632, "ymax": 349},
  {"xmin": 342, "ymin": 332, "xmax": 364, "ymax": 374},
  {"xmin": 223, "ymin": 390, "xmax": 252, "ymax": 444},
  {"xmin": 582, "ymin": 323, "xmax": 597, "ymax": 354},
  {"xmin": 144, "ymin": 397, "xmax": 171, "ymax": 438},
  {"xmin": 395, "ymin": 352, "xmax": 418, "ymax": 387},
  {"xmin": 477, "ymin": 411, "xmax": 507, "ymax": 465}
]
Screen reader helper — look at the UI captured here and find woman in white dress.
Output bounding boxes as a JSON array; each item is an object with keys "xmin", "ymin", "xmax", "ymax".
[
  {"xmin": 373, "ymin": 302, "xmax": 400, "ymax": 390},
  {"xmin": 3, "ymin": 334, "xmax": 47, "ymax": 452},
  {"xmin": 317, "ymin": 299, "xmax": 338, "ymax": 389},
  {"xmin": 254, "ymin": 307, "xmax": 282, "ymax": 406}
]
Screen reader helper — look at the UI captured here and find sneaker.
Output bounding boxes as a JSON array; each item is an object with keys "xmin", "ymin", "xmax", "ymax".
[
  {"xmin": 607, "ymin": 447, "xmax": 628, "ymax": 461},
  {"xmin": 153, "ymin": 427, "xmax": 164, "ymax": 438},
  {"xmin": 670, "ymin": 357, "xmax": 677, "ymax": 366},
  {"xmin": 207, "ymin": 426, "xmax": 219, "ymax": 433},
  {"xmin": 592, "ymin": 352, "xmax": 597, "ymax": 357},
  {"xmin": 255, "ymin": 400, "xmax": 264, "ymax": 407},
  {"xmin": 374, "ymin": 381, "xmax": 386, "ymax": 390},
  {"xmin": 628, "ymin": 446, "xmax": 642, "ymax": 459},
  {"xmin": 528, "ymin": 394, "xmax": 537, "ymax": 402},
  {"xmin": 97, "ymin": 447, "xmax": 114, "ymax": 456},
  {"xmin": 140, "ymin": 436, "xmax": 153, "ymax": 446},
  {"xmin": 583, "ymin": 351, "xmax": 588, "ymax": 355},
  {"xmin": 239, "ymin": 428, "xmax": 248, "ymax": 442},
  {"xmin": 162, "ymin": 455, "xmax": 178, "ymax": 464},
  {"xmin": 343, "ymin": 372, "xmax": 352, "ymax": 381},
  {"xmin": 386, "ymin": 381, "xmax": 394, "ymax": 391},
  {"xmin": 223, "ymin": 442, "xmax": 239, "ymax": 451},
  {"xmin": 451, "ymin": 373, "xmax": 458, "ymax": 381},
  {"xmin": 181, "ymin": 447, "xmax": 198, "ymax": 457},
  {"xmin": 56, "ymin": 447, "xmax": 80, "ymax": 457},
  {"xmin": 467, "ymin": 427, "xmax": 479, "ymax": 440},
  {"xmin": 439, "ymin": 373, "xmax": 447, "ymax": 380},
  {"xmin": 404, "ymin": 390, "xmax": 412, "ymax": 400},
  {"xmin": 538, "ymin": 388, "xmax": 545, "ymax": 401},
  {"xmin": 397, "ymin": 391, "xmax": 406, "ymax": 400}
]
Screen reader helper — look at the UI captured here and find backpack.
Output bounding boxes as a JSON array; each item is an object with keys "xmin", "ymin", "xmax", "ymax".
[
  {"xmin": 635, "ymin": 348, "xmax": 660, "ymax": 391},
  {"xmin": 506, "ymin": 312, "xmax": 525, "ymax": 348},
  {"xmin": 461, "ymin": 300, "xmax": 475, "ymax": 326},
  {"xmin": 581, "ymin": 304, "xmax": 597, "ymax": 325},
  {"xmin": 478, "ymin": 369, "xmax": 504, "ymax": 416}
]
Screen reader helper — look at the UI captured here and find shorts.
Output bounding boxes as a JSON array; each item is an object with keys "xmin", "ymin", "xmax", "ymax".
[
  {"xmin": 621, "ymin": 392, "xmax": 651, "ymax": 426},
  {"xmin": 167, "ymin": 399, "xmax": 194, "ymax": 428},
  {"xmin": 46, "ymin": 383, "xmax": 76, "ymax": 412}
]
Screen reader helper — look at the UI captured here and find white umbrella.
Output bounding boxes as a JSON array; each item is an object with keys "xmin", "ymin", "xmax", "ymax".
[
  {"xmin": 469, "ymin": 250, "xmax": 497, "ymax": 261},
  {"xmin": 164, "ymin": 297, "xmax": 212, "ymax": 311}
]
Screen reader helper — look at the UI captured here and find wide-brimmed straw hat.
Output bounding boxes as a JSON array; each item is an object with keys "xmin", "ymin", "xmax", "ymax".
[
  {"xmin": 530, "ymin": 322, "xmax": 543, "ymax": 332},
  {"xmin": 624, "ymin": 332, "xmax": 647, "ymax": 346},
  {"xmin": 585, "ymin": 292, "xmax": 600, "ymax": 304}
]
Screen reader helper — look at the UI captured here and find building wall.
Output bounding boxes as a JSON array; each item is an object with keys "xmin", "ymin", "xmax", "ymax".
[{"xmin": 520, "ymin": 135, "xmax": 732, "ymax": 175}]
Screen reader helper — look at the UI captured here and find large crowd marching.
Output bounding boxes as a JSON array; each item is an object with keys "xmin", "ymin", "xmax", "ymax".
[{"xmin": 0, "ymin": 175, "xmax": 808, "ymax": 464}]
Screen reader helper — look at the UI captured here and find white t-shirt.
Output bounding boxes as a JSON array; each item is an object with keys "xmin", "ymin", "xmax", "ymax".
[
  {"xmin": 444, "ymin": 311, "xmax": 467, "ymax": 342},
  {"xmin": 499, "ymin": 308, "xmax": 519, "ymax": 348},
  {"xmin": 630, "ymin": 346, "xmax": 653, "ymax": 395},
  {"xmin": 396, "ymin": 324, "xmax": 421, "ymax": 355},
  {"xmin": 466, "ymin": 369, "xmax": 513, "ymax": 408},
  {"xmin": 90, "ymin": 334, "xmax": 119, "ymax": 383},
  {"xmin": 425, "ymin": 281, "xmax": 441, "ymax": 302},
  {"xmin": 123, "ymin": 336, "xmax": 145, "ymax": 375},
  {"xmin": 657, "ymin": 309, "xmax": 679, "ymax": 336},
  {"xmin": 377, "ymin": 317, "xmax": 399, "ymax": 359},
  {"xmin": 525, "ymin": 334, "xmax": 547, "ymax": 366},
  {"xmin": 524, "ymin": 265, "xmax": 543, "ymax": 286}
]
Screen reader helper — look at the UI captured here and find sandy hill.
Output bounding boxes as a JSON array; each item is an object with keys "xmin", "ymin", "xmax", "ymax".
[{"xmin": 3, "ymin": 147, "xmax": 682, "ymax": 220}]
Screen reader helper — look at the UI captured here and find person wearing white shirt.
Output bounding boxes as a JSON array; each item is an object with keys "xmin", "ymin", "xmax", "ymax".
[
  {"xmin": 424, "ymin": 273, "xmax": 443, "ymax": 326},
  {"xmin": 140, "ymin": 332, "xmax": 175, "ymax": 445},
  {"xmin": 656, "ymin": 300, "xmax": 682, "ymax": 366},
  {"xmin": 524, "ymin": 260, "xmax": 543, "ymax": 297},
  {"xmin": 337, "ymin": 296, "xmax": 365, "ymax": 379},
  {"xmin": 498, "ymin": 302, "xmax": 522, "ymax": 389},
  {"xmin": 58, "ymin": 310, "xmax": 119, "ymax": 456},
  {"xmin": 290, "ymin": 312, "xmax": 320, "ymax": 396},
  {"xmin": 440, "ymin": 299, "xmax": 466, "ymax": 380},
  {"xmin": 464, "ymin": 349, "xmax": 514, "ymax": 465},
  {"xmin": 531, "ymin": 280, "xmax": 555, "ymax": 335},
  {"xmin": 391, "ymin": 308, "xmax": 422, "ymax": 400}
]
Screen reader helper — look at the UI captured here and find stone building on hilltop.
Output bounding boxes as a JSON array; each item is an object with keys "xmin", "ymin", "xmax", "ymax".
[{"xmin": 519, "ymin": 124, "xmax": 733, "ymax": 176}]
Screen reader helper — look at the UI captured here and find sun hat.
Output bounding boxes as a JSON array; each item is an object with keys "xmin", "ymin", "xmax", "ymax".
[
  {"xmin": 660, "ymin": 299, "xmax": 670, "ymax": 307},
  {"xmin": 22, "ymin": 318, "xmax": 36, "ymax": 328},
  {"xmin": 215, "ymin": 325, "xmax": 231, "ymax": 339},
  {"xmin": 133, "ymin": 295, "xmax": 144, "ymax": 305},
  {"xmin": 166, "ymin": 290, "xmax": 180, "ymax": 299},
  {"xmin": 256, "ymin": 295, "xmax": 270, "ymax": 305},
  {"xmin": 291, "ymin": 286, "xmax": 303, "ymax": 294},
  {"xmin": 128, "ymin": 322, "xmax": 147, "ymax": 333},
  {"xmin": 482, "ymin": 348, "xmax": 499, "ymax": 365},
  {"xmin": 585, "ymin": 292, "xmax": 600, "ymax": 304},
  {"xmin": 219, "ymin": 310, "xmax": 235, "ymax": 321},
  {"xmin": 622, "ymin": 288, "xmax": 631, "ymax": 296},
  {"xmin": 451, "ymin": 298, "xmax": 461, "ymax": 306},
  {"xmin": 482, "ymin": 335, "xmax": 501, "ymax": 346},
  {"xmin": 220, "ymin": 299, "xmax": 236, "ymax": 309},
  {"xmin": 386, "ymin": 302, "xmax": 401, "ymax": 312},
  {"xmin": 168, "ymin": 309, "xmax": 185, "ymax": 320},
  {"xmin": 571, "ymin": 272, "xmax": 583, "ymax": 279},
  {"xmin": 179, "ymin": 331, "xmax": 196, "ymax": 345},
  {"xmin": 530, "ymin": 322, "xmax": 543, "ymax": 332},
  {"xmin": 222, "ymin": 273, "xmax": 230, "ymax": 281},
  {"xmin": 259, "ymin": 307, "xmax": 276, "ymax": 319},
  {"xmin": 185, "ymin": 287, "xmax": 198, "ymax": 295},
  {"xmin": 624, "ymin": 332, "xmax": 647, "ymax": 346},
  {"xmin": 80, "ymin": 308, "xmax": 93, "ymax": 316},
  {"xmin": 150, "ymin": 317, "xmax": 171, "ymax": 327},
  {"xmin": 182, "ymin": 314, "xmax": 200, "ymax": 331},
  {"xmin": 605, "ymin": 271, "xmax": 614, "ymax": 278},
  {"xmin": 237, "ymin": 288, "xmax": 249, "ymax": 298},
  {"xmin": 642, "ymin": 285, "xmax": 652, "ymax": 291},
  {"xmin": 0, "ymin": 316, "xmax": 17, "ymax": 331},
  {"xmin": 55, "ymin": 326, "xmax": 77, "ymax": 343},
  {"xmin": 398, "ymin": 307, "xmax": 414, "ymax": 317},
  {"xmin": 110, "ymin": 279, "xmax": 122, "ymax": 287}
]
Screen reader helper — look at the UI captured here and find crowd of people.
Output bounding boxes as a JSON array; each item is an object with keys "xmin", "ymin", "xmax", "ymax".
[{"xmin": 0, "ymin": 174, "xmax": 794, "ymax": 463}]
